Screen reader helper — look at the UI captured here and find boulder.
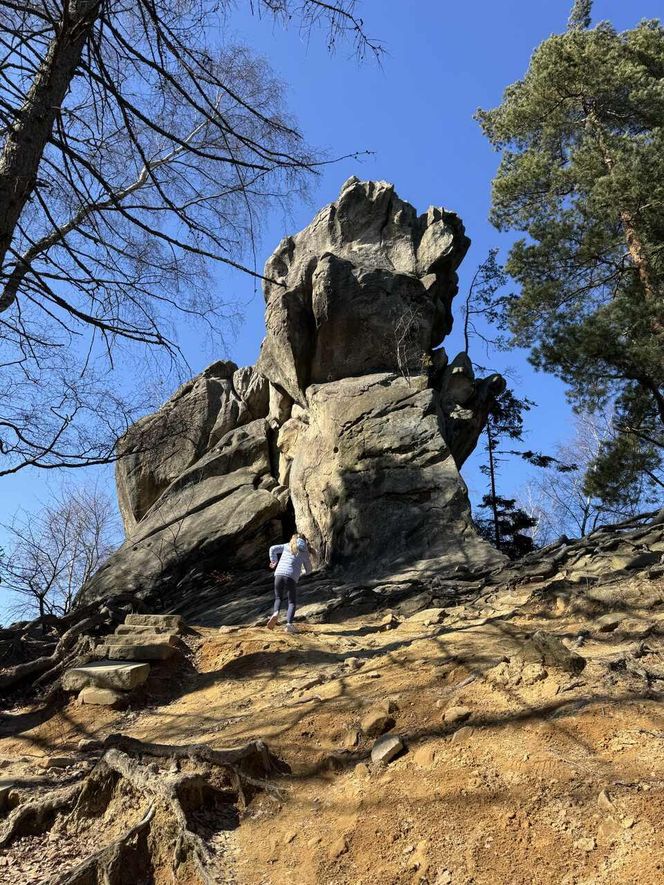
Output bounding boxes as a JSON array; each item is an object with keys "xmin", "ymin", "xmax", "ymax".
[
  {"xmin": 78, "ymin": 687, "xmax": 127, "ymax": 707},
  {"xmin": 124, "ymin": 614, "xmax": 184, "ymax": 629},
  {"xmin": 103, "ymin": 633, "xmax": 178, "ymax": 647},
  {"xmin": 98, "ymin": 642, "xmax": 178, "ymax": 661},
  {"xmin": 285, "ymin": 372, "xmax": 502, "ymax": 571},
  {"xmin": 371, "ymin": 734, "xmax": 405, "ymax": 765},
  {"xmin": 81, "ymin": 179, "xmax": 505, "ymax": 610},
  {"xmin": 437, "ymin": 356, "xmax": 506, "ymax": 468},
  {"xmin": 78, "ymin": 739, "xmax": 103, "ymax": 752},
  {"xmin": 62, "ymin": 661, "xmax": 151, "ymax": 692},
  {"xmin": 450, "ymin": 726, "xmax": 474, "ymax": 744},
  {"xmin": 595, "ymin": 612, "xmax": 626, "ymax": 633},
  {"xmin": 405, "ymin": 607, "xmax": 447, "ymax": 626},
  {"xmin": 116, "ymin": 361, "xmax": 246, "ymax": 533},
  {"xmin": 39, "ymin": 757, "xmax": 72, "ymax": 769},
  {"xmin": 443, "ymin": 705, "xmax": 472, "ymax": 725},
  {"xmin": 114, "ymin": 624, "xmax": 177, "ymax": 635},
  {"xmin": 115, "ymin": 361, "xmax": 270, "ymax": 535},
  {"xmin": 360, "ymin": 709, "xmax": 396, "ymax": 737},
  {"xmin": 257, "ymin": 177, "xmax": 470, "ymax": 402},
  {"xmin": 80, "ymin": 420, "xmax": 285, "ymax": 602}
]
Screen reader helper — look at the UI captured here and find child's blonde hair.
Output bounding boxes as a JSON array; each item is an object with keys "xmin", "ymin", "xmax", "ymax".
[{"xmin": 289, "ymin": 533, "xmax": 305, "ymax": 555}]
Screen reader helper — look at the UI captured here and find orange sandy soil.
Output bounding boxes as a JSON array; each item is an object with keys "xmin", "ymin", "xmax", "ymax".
[{"xmin": 2, "ymin": 575, "xmax": 664, "ymax": 884}]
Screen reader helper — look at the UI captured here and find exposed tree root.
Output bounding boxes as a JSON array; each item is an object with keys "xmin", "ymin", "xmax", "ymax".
[
  {"xmin": 0, "ymin": 615, "xmax": 103, "ymax": 692},
  {"xmin": 2, "ymin": 736, "xmax": 279, "ymax": 884},
  {"xmin": 0, "ymin": 594, "xmax": 143, "ymax": 696},
  {"xmin": 0, "ymin": 782, "xmax": 84, "ymax": 849},
  {"xmin": 49, "ymin": 805, "xmax": 156, "ymax": 885}
]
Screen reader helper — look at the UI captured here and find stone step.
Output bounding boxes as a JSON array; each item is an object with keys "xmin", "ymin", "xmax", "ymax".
[
  {"xmin": 63, "ymin": 661, "xmax": 150, "ymax": 692},
  {"xmin": 97, "ymin": 642, "xmax": 178, "ymax": 662},
  {"xmin": 108, "ymin": 632, "xmax": 178, "ymax": 647},
  {"xmin": 124, "ymin": 614, "xmax": 183, "ymax": 631},
  {"xmin": 78, "ymin": 687, "xmax": 127, "ymax": 707},
  {"xmin": 115, "ymin": 624, "xmax": 175, "ymax": 636}
]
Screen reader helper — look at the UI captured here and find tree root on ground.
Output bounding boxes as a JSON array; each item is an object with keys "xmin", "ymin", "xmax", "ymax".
[
  {"xmin": 1, "ymin": 736, "xmax": 278, "ymax": 884},
  {"xmin": 0, "ymin": 782, "xmax": 84, "ymax": 849},
  {"xmin": 0, "ymin": 594, "xmax": 143, "ymax": 696}
]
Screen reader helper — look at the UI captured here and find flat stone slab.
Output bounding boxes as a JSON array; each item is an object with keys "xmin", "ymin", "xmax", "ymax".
[
  {"xmin": 107, "ymin": 633, "xmax": 178, "ymax": 647},
  {"xmin": 78, "ymin": 687, "xmax": 127, "ymax": 707},
  {"xmin": 405, "ymin": 607, "xmax": 447, "ymax": 626},
  {"xmin": 63, "ymin": 661, "xmax": 150, "ymax": 692},
  {"xmin": 99, "ymin": 642, "xmax": 177, "ymax": 661},
  {"xmin": 115, "ymin": 624, "xmax": 175, "ymax": 635},
  {"xmin": 125, "ymin": 614, "xmax": 183, "ymax": 630}
]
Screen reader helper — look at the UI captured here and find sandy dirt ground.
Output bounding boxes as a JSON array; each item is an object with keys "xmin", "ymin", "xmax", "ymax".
[{"xmin": 2, "ymin": 573, "xmax": 664, "ymax": 884}]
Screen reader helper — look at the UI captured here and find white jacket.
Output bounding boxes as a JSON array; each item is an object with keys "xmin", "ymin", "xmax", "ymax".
[{"xmin": 269, "ymin": 544, "xmax": 312, "ymax": 583}]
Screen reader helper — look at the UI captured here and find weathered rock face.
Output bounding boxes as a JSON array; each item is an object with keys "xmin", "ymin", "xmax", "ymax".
[
  {"xmin": 257, "ymin": 177, "xmax": 470, "ymax": 402},
  {"xmin": 88, "ymin": 418, "xmax": 286, "ymax": 599},
  {"xmin": 116, "ymin": 361, "xmax": 268, "ymax": 534},
  {"xmin": 81, "ymin": 179, "xmax": 505, "ymax": 604},
  {"xmin": 279, "ymin": 373, "xmax": 497, "ymax": 573}
]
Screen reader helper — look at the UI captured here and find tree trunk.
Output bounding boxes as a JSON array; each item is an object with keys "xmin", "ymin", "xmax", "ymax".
[
  {"xmin": 584, "ymin": 107, "xmax": 664, "ymax": 426},
  {"xmin": 585, "ymin": 108, "xmax": 663, "ymax": 322},
  {"xmin": 0, "ymin": 0, "xmax": 101, "ymax": 312},
  {"xmin": 644, "ymin": 379, "xmax": 664, "ymax": 427}
]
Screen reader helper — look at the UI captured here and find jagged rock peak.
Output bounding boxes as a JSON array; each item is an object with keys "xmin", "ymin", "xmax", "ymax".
[
  {"xmin": 257, "ymin": 178, "xmax": 471, "ymax": 404},
  {"xmin": 263, "ymin": 177, "xmax": 469, "ymax": 296}
]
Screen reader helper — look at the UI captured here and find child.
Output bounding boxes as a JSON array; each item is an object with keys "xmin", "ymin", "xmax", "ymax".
[{"xmin": 267, "ymin": 533, "xmax": 312, "ymax": 633}]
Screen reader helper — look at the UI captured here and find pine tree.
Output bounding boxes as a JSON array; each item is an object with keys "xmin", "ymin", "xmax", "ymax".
[
  {"xmin": 476, "ymin": 11, "xmax": 664, "ymax": 507},
  {"xmin": 568, "ymin": 0, "xmax": 593, "ymax": 31},
  {"xmin": 462, "ymin": 252, "xmax": 576, "ymax": 555},
  {"xmin": 475, "ymin": 391, "xmax": 539, "ymax": 559}
]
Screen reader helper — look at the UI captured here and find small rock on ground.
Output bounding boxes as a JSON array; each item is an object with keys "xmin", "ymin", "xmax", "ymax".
[
  {"xmin": 443, "ymin": 705, "xmax": 471, "ymax": 725},
  {"xmin": 78, "ymin": 686, "xmax": 127, "ymax": 707},
  {"xmin": 371, "ymin": 734, "xmax": 404, "ymax": 765},
  {"xmin": 360, "ymin": 709, "xmax": 395, "ymax": 737}
]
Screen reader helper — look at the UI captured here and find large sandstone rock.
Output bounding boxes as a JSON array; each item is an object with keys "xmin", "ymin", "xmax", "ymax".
[
  {"xmin": 281, "ymin": 372, "xmax": 498, "ymax": 571},
  {"xmin": 62, "ymin": 661, "xmax": 150, "ymax": 692},
  {"xmin": 436, "ymin": 353, "xmax": 506, "ymax": 468},
  {"xmin": 82, "ymin": 419, "xmax": 285, "ymax": 602},
  {"xmin": 116, "ymin": 361, "xmax": 268, "ymax": 534},
  {"xmin": 257, "ymin": 177, "xmax": 470, "ymax": 402},
  {"xmin": 81, "ymin": 179, "xmax": 505, "ymax": 606}
]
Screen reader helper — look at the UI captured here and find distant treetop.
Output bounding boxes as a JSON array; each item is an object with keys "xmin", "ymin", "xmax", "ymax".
[{"xmin": 568, "ymin": 0, "xmax": 593, "ymax": 31}]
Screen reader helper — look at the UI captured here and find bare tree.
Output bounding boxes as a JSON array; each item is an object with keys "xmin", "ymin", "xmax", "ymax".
[
  {"xmin": 0, "ymin": 0, "xmax": 380, "ymax": 476},
  {"xmin": 517, "ymin": 412, "xmax": 650, "ymax": 544},
  {"xmin": 1, "ymin": 484, "xmax": 121, "ymax": 622},
  {"xmin": 462, "ymin": 249, "xmax": 510, "ymax": 361}
]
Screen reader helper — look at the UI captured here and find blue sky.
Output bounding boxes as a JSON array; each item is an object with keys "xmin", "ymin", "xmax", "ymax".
[{"xmin": 0, "ymin": 0, "xmax": 661, "ymax": 617}]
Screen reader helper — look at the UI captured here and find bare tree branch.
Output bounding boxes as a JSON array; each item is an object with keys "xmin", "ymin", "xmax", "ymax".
[{"xmin": 0, "ymin": 0, "xmax": 378, "ymax": 474}]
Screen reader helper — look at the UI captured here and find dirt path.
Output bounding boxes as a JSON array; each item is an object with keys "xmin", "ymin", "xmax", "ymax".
[{"xmin": 2, "ymin": 574, "xmax": 664, "ymax": 883}]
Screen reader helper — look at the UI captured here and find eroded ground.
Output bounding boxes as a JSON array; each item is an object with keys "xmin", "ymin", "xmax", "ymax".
[{"xmin": 2, "ymin": 573, "xmax": 664, "ymax": 884}]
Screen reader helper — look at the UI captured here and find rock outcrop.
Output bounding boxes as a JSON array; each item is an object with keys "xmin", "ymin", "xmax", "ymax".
[{"xmin": 81, "ymin": 178, "xmax": 505, "ymax": 604}]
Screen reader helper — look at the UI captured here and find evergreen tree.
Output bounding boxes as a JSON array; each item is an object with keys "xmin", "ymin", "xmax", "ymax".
[
  {"xmin": 477, "ymin": 12, "xmax": 664, "ymax": 507},
  {"xmin": 475, "ymin": 390, "xmax": 538, "ymax": 559},
  {"xmin": 568, "ymin": 0, "xmax": 593, "ymax": 31}
]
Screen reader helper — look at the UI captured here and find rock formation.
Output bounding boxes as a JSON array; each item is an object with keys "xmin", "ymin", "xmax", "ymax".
[{"xmin": 81, "ymin": 178, "xmax": 505, "ymax": 604}]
